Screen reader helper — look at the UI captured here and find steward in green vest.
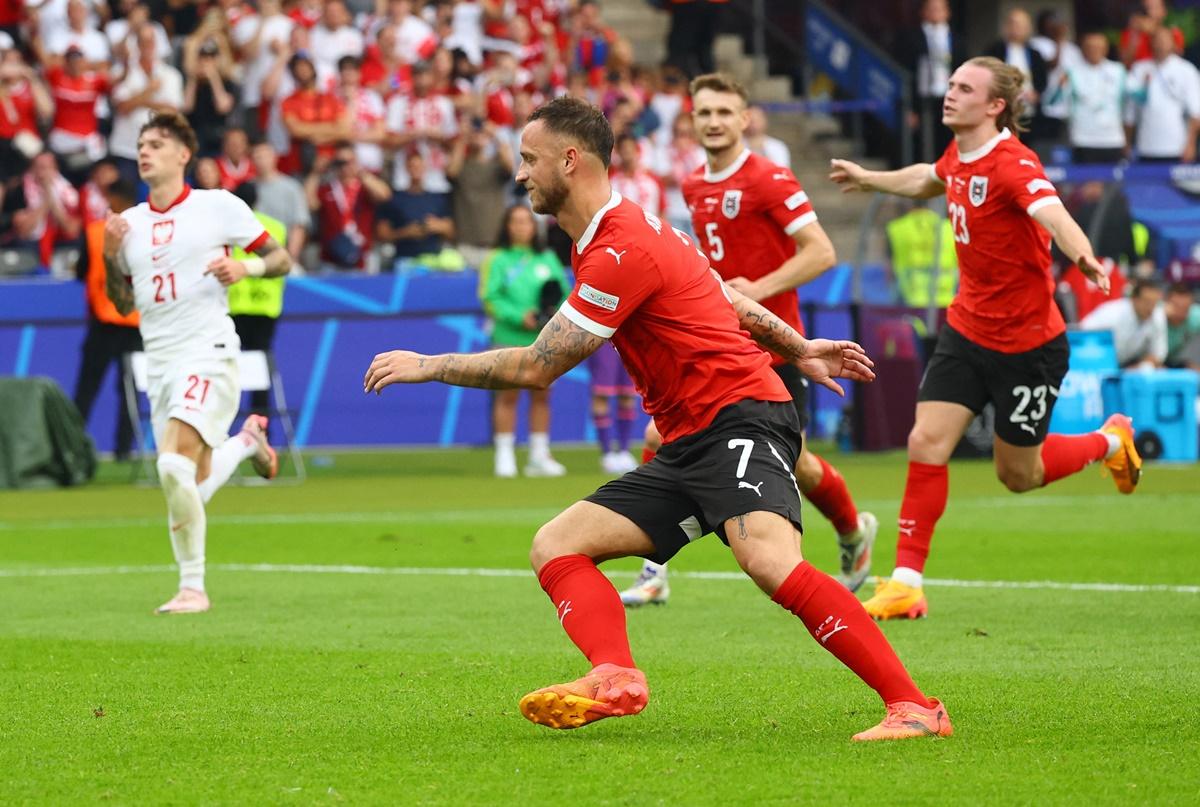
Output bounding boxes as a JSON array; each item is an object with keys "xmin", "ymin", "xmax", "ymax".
[{"xmin": 886, "ymin": 206, "xmax": 958, "ymax": 308}]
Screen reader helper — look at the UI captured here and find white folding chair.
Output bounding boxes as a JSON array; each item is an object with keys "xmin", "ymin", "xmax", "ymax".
[{"xmin": 122, "ymin": 350, "xmax": 306, "ymax": 485}]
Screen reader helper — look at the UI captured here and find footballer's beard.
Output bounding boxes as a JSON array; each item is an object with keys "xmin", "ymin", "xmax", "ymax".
[{"xmin": 530, "ymin": 172, "xmax": 569, "ymax": 216}]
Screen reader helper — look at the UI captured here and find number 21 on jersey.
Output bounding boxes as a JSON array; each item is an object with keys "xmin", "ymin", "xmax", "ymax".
[{"xmin": 153, "ymin": 272, "xmax": 177, "ymax": 303}]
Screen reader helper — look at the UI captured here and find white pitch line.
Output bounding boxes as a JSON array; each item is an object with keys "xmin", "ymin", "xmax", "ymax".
[{"xmin": 0, "ymin": 563, "xmax": 1195, "ymax": 594}]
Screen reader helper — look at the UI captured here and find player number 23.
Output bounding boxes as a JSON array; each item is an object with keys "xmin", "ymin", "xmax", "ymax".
[
  {"xmin": 1010, "ymin": 384, "xmax": 1049, "ymax": 424},
  {"xmin": 947, "ymin": 202, "xmax": 970, "ymax": 245}
]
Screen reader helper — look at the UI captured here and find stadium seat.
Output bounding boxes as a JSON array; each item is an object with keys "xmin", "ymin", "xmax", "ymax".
[{"xmin": 122, "ymin": 350, "xmax": 306, "ymax": 485}]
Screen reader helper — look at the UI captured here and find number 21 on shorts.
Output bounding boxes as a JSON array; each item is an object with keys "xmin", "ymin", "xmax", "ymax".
[{"xmin": 184, "ymin": 375, "xmax": 211, "ymax": 406}]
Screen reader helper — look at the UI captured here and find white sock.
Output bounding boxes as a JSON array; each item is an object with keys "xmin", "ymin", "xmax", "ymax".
[
  {"xmin": 892, "ymin": 566, "xmax": 923, "ymax": 588},
  {"xmin": 157, "ymin": 452, "xmax": 207, "ymax": 593},
  {"xmin": 643, "ymin": 560, "xmax": 667, "ymax": 579},
  {"xmin": 197, "ymin": 433, "xmax": 256, "ymax": 503},
  {"xmin": 494, "ymin": 432, "xmax": 516, "ymax": 460},
  {"xmin": 1100, "ymin": 430, "xmax": 1121, "ymax": 459},
  {"xmin": 529, "ymin": 432, "xmax": 551, "ymax": 462}
]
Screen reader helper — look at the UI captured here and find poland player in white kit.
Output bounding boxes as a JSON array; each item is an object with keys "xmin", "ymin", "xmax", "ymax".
[{"xmin": 103, "ymin": 112, "xmax": 293, "ymax": 614}]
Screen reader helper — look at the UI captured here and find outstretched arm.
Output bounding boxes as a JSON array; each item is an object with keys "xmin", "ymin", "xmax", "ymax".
[
  {"xmin": 829, "ymin": 159, "xmax": 945, "ymax": 199},
  {"xmin": 1033, "ymin": 202, "xmax": 1110, "ymax": 294},
  {"xmin": 719, "ymin": 271, "xmax": 875, "ymax": 396},
  {"xmin": 364, "ymin": 310, "xmax": 605, "ymax": 393}
]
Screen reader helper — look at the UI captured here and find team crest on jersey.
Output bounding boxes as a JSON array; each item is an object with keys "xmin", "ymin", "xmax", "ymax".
[
  {"xmin": 152, "ymin": 220, "xmax": 175, "ymax": 246},
  {"xmin": 722, "ymin": 190, "xmax": 742, "ymax": 219},
  {"xmin": 968, "ymin": 176, "xmax": 988, "ymax": 208}
]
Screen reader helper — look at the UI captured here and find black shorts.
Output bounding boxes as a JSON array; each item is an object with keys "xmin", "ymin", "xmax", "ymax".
[
  {"xmin": 918, "ymin": 324, "xmax": 1070, "ymax": 447},
  {"xmin": 585, "ymin": 399, "xmax": 804, "ymax": 565},
  {"xmin": 772, "ymin": 363, "xmax": 810, "ymax": 432}
]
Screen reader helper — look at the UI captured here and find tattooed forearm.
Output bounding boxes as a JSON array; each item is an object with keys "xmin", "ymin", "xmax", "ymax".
[
  {"xmin": 733, "ymin": 294, "xmax": 808, "ymax": 361},
  {"xmin": 251, "ymin": 236, "xmax": 293, "ymax": 277},
  {"xmin": 427, "ymin": 312, "xmax": 605, "ymax": 390},
  {"xmin": 104, "ymin": 253, "xmax": 135, "ymax": 316}
]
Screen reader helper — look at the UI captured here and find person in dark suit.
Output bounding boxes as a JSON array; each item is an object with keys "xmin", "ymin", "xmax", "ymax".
[
  {"xmin": 892, "ymin": 0, "xmax": 968, "ymax": 163},
  {"xmin": 985, "ymin": 8, "xmax": 1050, "ymax": 145}
]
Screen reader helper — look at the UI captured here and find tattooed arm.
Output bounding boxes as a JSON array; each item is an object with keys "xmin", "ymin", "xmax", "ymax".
[
  {"xmin": 205, "ymin": 235, "xmax": 293, "ymax": 284},
  {"xmin": 102, "ymin": 212, "xmax": 136, "ymax": 316},
  {"xmin": 363, "ymin": 311, "xmax": 605, "ymax": 393},
  {"xmin": 718, "ymin": 270, "xmax": 876, "ymax": 395}
]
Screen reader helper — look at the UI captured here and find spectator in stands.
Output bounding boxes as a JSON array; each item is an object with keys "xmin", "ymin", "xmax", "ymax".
[
  {"xmin": 183, "ymin": 37, "xmax": 240, "ymax": 157},
  {"xmin": 1126, "ymin": 27, "xmax": 1200, "ymax": 163},
  {"xmin": 1044, "ymin": 30, "xmax": 1128, "ymax": 164},
  {"xmin": 335, "ymin": 54, "xmax": 387, "ymax": 175},
  {"xmin": 250, "ymin": 139, "xmax": 310, "ymax": 264},
  {"xmin": 746, "ymin": 105, "xmax": 791, "ymax": 168},
  {"xmin": 380, "ymin": 0, "xmax": 438, "ymax": 65},
  {"xmin": 572, "ymin": 0, "xmax": 617, "ymax": 86},
  {"xmin": 216, "ymin": 127, "xmax": 256, "ymax": 191},
  {"xmin": 109, "ymin": 23, "xmax": 184, "ymax": 182},
  {"xmin": 78, "ymin": 158, "xmax": 119, "ymax": 226},
  {"xmin": 231, "ymin": 0, "xmax": 292, "ymax": 138},
  {"xmin": 1082, "ymin": 278, "xmax": 1168, "ymax": 367},
  {"xmin": 654, "ymin": 112, "xmax": 705, "ymax": 237},
  {"xmin": 309, "ymin": 141, "xmax": 392, "ymax": 271},
  {"xmin": 37, "ymin": 0, "xmax": 109, "ymax": 69},
  {"xmin": 10, "ymin": 150, "xmax": 82, "ymax": 269},
  {"xmin": 386, "ymin": 61, "xmax": 458, "ymax": 193},
  {"xmin": 193, "ymin": 156, "xmax": 222, "ymax": 190},
  {"xmin": 1165, "ymin": 282, "xmax": 1200, "ymax": 369},
  {"xmin": 1120, "ymin": 0, "xmax": 1184, "ymax": 67},
  {"xmin": 664, "ymin": 0, "xmax": 721, "ymax": 79},
  {"xmin": 45, "ymin": 45, "xmax": 109, "ymax": 168},
  {"xmin": 281, "ymin": 51, "xmax": 350, "ymax": 176},
  {"xmin": 609, "ymin": 133, "xmax": 663, "ymax": 216},
  {"xmin": 377, "ymin": 150, "xmax": 456, "ymax": 267},
  {"xmin": 106, "ymin": 1, "xmax": 170, "ymax": 68},
  {"xmin": 1029, "ymin": 10, "xmax": 1082, "ymax": 144},
  {"xmin": 0, "ymin": 53, "xmax": 54, "ymax": 174},
  {"xmin": 72, "ymin": 177, "xmax": 141, "ymax": 461},
  {"xmin": 310, "ymin": 0, "xmax": 362, "ymax": 77},
  {"xmin": 361, "ymin": 23, "xmax": 412, "ymax": 97},
  {"xmin": 478, "ymin": 203, "xmax": 568, "ymax": 478},
  {"xmin": 985, "ymin": 9, "xmax": 1047, "ymax": 130},
  {"xmin": 29, "ymin": 0, "xmax": 106, "ymax": 50},
  {"xmin": 648, "ymin": 66, "xmax": 689, "ymax": 148},
  {"xmin": 893, "ymin": 0, "xmax": 965, "ymax": 162},
  {"xmin": 448, "ymin": 117, "xmax": 514, "ymax": 266}
]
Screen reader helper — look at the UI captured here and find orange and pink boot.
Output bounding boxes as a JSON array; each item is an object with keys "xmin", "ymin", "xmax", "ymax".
[{"xmin": 519, "ymin": 663, "xmax": 649, "ymax": 729}]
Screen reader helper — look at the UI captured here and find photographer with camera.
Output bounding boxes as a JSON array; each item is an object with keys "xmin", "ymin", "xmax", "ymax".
[
  {"xmin": 447, "ymin": 114, "xmax": 514, "ymax": 268},
  {"xmin": 307, "ymin": 142, "xmax": 392, "ymax": 271},
  {"xmin": 478, "ymin": 204, "xmax": 569, "ymax": 478}
]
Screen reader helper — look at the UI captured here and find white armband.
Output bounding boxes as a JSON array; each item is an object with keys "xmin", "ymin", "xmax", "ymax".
[{"xmin": 242, "ymin": 255, "xmax": 267, "ymax": 277}]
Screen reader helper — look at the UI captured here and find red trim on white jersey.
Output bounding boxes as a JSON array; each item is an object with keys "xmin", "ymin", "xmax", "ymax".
[{"xmin": 148, "ymin": 184, "xmax": 192, "ymax": 214}]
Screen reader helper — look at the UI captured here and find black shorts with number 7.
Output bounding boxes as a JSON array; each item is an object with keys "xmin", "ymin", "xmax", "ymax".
[
  {"xmin": 585, "ymin": 399, "xmax": 804, "ymax": 566},
  {"xmin": 918, "ymin": 324, "xmax": 1070, "ymax": 447}
]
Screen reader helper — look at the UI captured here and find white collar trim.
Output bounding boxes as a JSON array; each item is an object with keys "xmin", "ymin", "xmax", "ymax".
[
  {"xmin": 958, "ymin": 128, "xmax": 1011, "ymax": 163},
  {"xmin": 575, "ymin": 191, "xmax": 623, "ymax": 253},
  {"xmin": 704, "ymin": 148, "xmax": 752, "ymax": 183}
]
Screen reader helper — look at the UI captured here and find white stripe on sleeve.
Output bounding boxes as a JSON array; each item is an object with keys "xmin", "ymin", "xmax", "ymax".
[
  {"xmin": 784, "ymin": 211, "xmax": 818, "ymax": 234},
  {"xmin": 1026, "ymin": 196, "xmax": 1063, "ymax": 217},
  {"xmin": 559, "ymin": 300, "xmax": 616, "ymax": 338}
]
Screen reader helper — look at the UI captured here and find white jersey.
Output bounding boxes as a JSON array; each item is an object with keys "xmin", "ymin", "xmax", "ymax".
[{"xmin": 119, "ymin": 186, "xmax": 268, "ymax": 365}]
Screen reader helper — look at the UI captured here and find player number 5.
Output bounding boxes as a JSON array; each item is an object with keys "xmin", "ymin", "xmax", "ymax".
[{"xmin": 705, "ymin": 222, "xmax": 725, "ymax": 261}]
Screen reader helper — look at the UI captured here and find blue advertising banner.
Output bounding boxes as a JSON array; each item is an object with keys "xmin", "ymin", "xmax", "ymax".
[{"xmin": 804, "ymin": 4, "xmax": 903, "ymax": 130}]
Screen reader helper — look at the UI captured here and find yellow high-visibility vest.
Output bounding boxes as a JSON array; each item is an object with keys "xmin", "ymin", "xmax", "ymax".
[
  {"xmin": 229, "ymin": 212, "xmax": 287, "ymax": 319},
  {"xmin": 886, "ymin": 209, "xmax": 958, "ymax": 308}
]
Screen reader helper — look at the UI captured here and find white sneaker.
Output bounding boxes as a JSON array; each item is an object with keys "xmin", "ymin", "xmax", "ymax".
[
  {"xmin": 619, "ymin": 568, "xmax": 670, "ymax": 606},
  {"xmin": 610, "ymin": 450, "xmax": 639, "ymax": 474},
  {"xmin": 495, "ymin": 452, "xmax": 518, "ymax": 478},
  {"xmin": 154, "ymin": 587, "xmax": 210, "ymax": 615},
  {"xmin": 836, "ymin": 511, "xmax": 878, "ymax": 593},
  {"xmin": 525, "ymin": 456, "xmax": 567, "ymax": 477}
]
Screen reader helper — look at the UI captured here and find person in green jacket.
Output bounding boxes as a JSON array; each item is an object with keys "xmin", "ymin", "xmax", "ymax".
[{"xmin": 479, "ymin": 204, "xmax": 570, "ymax": 478}]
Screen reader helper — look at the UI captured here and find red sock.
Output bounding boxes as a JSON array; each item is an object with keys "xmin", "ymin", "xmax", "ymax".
[
  {"xmin": 894, "ymin": 462, "xmax": 949, "ymax": 573},
  {"xmin": 804, "ymin": 455, "xmax": 860, "ymax": 535},
  {"xmin": 1040, "ymin": 433, "xmax": 1109, "ymax": 486},
  {"xmin": 773, "ymin": 561, "xmax": 928, "ymax": 705},
  {"xmin": 641, "ymin": 446, "xmax": 656, "ymax": 464},
  {"xmin": 537, "ymin": 554, "xmax": 635, "ymax": 668}
]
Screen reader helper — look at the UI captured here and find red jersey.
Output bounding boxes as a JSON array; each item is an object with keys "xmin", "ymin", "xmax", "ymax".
[
  {"xmin": 0, "ymin": 80, "xmax": 39, "ymax": 139},
  {"xmin": 683, "ymin": 149, "xmax": 815, "ymax": 362},
  {"xmin": 280, "ymin": 89, "xmax": 345, "ymax": 174},
  {"xmin": 217, "ymin": 156, "xmax": 256, "ymax": 191},
  {"xmin": 932, "ymin": 128, "xmax": 1065, "ymax": 353},
  {"xmin": 47, "ymin": 67, "xmax": 108, "ymax": 136},
  {"xmin": 561, "ymin": 192, "xmax": 789, "ymax": 444}
]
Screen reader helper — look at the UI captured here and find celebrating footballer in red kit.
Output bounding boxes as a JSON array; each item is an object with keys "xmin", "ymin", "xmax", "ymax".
[
  {"xmin": 830, "ymin": 56, "xmax": 1142, "ymax": 622},
  {"xmin": 364, "ymin": 95, "xmax": 954, "ymax": 742}
]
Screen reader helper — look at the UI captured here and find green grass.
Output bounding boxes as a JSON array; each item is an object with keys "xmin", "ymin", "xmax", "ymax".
[{"xmin": 2, "ymin": 446, "xmax": 1198, "ymax": 805}]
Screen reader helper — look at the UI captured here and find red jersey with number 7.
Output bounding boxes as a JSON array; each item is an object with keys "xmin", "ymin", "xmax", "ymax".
[
  {"xmin": 932, "ymin": 128, "xmax": 1066, "ymax": 353},
  {"xmin": 559, "ymin": 191, "xmax": 789, "ymax": 444},
  {"xmin": 682, "ymin": 150, "xmax": 816, "ymax": 364}
]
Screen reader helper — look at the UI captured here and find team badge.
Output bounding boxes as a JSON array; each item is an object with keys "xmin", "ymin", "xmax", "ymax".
[
  {"xmin": 152, "ymin": 220, "xmax": 175, "ymax": 246},
  {"xmin": 722, "ymin": 190, "xmax": 742, "ymax": 219},
  {"xmin": 968, "ymin": 176, "xmax": 989, "ymax": 208}
]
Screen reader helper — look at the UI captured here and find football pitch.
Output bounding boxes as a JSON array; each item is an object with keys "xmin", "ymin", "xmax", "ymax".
[{"xmin": 2, "ymin": 446, "xmax": 1198, "ymax": 805}]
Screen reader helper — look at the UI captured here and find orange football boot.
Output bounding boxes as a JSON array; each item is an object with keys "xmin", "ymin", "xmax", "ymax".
[
  {"xmin": 852, "ymin": 698, "xmax": 953, "ymax": 741},
  {"xmin": 862, "ymin": 578, "xmax": 928, "ymax": 620},
  {"xmin": 519, "ymin": 663, "xmax": 649, "ymax": 729},
  {"xmin": 1100, "ymin": 413, "xmax": 1141, "ymax": 494}
]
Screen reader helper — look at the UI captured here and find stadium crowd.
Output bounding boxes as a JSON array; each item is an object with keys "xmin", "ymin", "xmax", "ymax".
[{"xmin": 0, "ymin": 0, "xmax": 734, "ymax": 275}]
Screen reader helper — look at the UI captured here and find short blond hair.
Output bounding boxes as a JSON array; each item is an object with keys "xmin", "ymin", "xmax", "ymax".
[{"xmin": 964, "ymin": 56, "xmax": 1029, "ymax": 133}]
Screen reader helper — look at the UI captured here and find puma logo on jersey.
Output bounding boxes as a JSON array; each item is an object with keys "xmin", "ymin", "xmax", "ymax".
[
  {"xmin": 605, "ymin": 247, "xmax": 627, "ymax": 265},
  {"xmin": 738, "ymin": 480, "xmax": 764, "ymax": 496},
  {"xmin": 1019, "ymin": 159, "xmax": 1038, "ymax": 168},
  {"xmin": 772, "ymin": 172, "xmax": 790, "ymax": 180}
]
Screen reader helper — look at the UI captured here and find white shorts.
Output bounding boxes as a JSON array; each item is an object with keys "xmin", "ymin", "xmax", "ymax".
[{"xmin": 148, "ymin": 356, "xmax": 240, "ymax": 449}]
